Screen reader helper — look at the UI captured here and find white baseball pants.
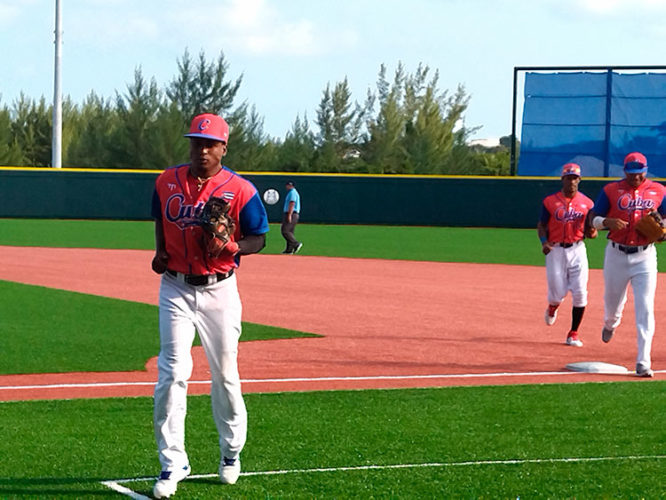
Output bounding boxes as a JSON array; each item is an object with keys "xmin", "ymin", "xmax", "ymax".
[
  {"xmin": 603, "ymin": 242, "xmax": 657, "ymax": 368},
  {"xmin": 545, "ymin": 241, "xmax": 589, "ymax": 307},
  {"xmin": 154, "ymin": 272, "xmax": 247, "ymax": 472}
]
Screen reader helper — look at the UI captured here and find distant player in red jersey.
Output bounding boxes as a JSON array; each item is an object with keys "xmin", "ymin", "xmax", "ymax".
[
  {"xmin": 588, "ymin": 152, "xmax": 666, "ymax": 378},
  {"xmin": 537, "ymin": 163, "xmax": 596, "ymax": 347},
  {"xmin": 150, "ymin": 113, "xmax": 269, "ymax": 498}
]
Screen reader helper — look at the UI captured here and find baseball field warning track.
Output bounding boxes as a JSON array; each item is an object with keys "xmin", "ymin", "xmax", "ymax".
[{"xmin": 0, "ymin": 246, "xmax": 662, "ymax": 400}]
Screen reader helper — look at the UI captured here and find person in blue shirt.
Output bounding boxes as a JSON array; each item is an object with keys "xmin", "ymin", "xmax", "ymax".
[{"xmin": 281, "ymin": 181, "xmax": 302, "ymax": 254}]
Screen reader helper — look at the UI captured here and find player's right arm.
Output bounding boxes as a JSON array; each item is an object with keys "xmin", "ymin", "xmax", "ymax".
[
  {"xmin": 589, "ymin": 187, "xmax": 627, "ymax": 232},
  {"xmin": 151, "ymin": 188, "xmax": 169, "ymax": 274},
  {"xmin": 537, "ymin": 203, "xmax": 554, "ymax": 255}
]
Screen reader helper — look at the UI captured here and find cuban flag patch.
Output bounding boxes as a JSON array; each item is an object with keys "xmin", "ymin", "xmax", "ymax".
[{"xmin": 221, "ymin": 191, "xmax": 235, "ymax": 201}]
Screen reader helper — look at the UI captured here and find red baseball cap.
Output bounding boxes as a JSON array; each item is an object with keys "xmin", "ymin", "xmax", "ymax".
[
  {"xmin": 184, "ymin": 113, "xmax": 229, "ymax": 144},
  {"xmin": 561, "ymin": 162, "xmax": 581, "ymax": 177},
  {"xmin": 624, "ymin": 152, "xmax": 648, "ymax": 173}
]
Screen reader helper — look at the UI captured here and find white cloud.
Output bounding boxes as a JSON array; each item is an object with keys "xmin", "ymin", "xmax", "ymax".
[
  {"xmin": 69, "ymin": 6, "xmax": 161, "ymax": 48},
  {"xmin": 224, "ymin": 0, "xmax": 267, "ymax": 30},
  {"xmin": 0, "ymin": 1, "xmax": 22, "ymax": 25},
  {"xmin": 221, "ymin": 0, "xmax": 320, "ymax": 55},
  {"xmin": 574, "ymin": 0, "xmax": 666, "ymax": 14},
  {"xmin": 40, "ymin": 0, "xmax": 356, "ymax": 57},
  {"xmin": 170, "ymin": 0, "xmax": 357, "ymax": 57},
  {"xmin": 249, "ymin": 25, "xmax": 314, "ymax": 55}
]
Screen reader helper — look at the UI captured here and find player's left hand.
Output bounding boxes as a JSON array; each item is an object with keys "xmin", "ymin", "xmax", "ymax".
[
  {"xmin": 197, "ymin": 196, "xmax": 239, "ymax": 257},
  {"xmin": 205, "ymin": 233, "xmax": 240, "ymax": 257},
  {"xmin": 635, "ymin": 210, "xmax": 666, "ymax": 243}
]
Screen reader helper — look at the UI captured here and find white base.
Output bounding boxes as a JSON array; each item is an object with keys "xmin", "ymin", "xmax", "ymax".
[{"xmin": 565, "ymin": 361, "xmax": 629, "ymax": 374}]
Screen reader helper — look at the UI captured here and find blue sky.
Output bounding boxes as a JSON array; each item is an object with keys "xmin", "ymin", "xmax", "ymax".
[{"xmin": 2, "ymin": 0, "xmax": 666, "ymax": 142}]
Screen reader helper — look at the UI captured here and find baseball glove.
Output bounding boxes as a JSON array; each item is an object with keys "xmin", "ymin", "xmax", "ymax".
[
  {"xmin": 635, "ymin": 210, "xmax": 666, "ymax": 243},
  {"xmin": 197, "ymin": 196, "xmax": 238, "ymax": 257}
]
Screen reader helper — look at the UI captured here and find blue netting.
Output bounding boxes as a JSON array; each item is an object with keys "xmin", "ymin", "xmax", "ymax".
[{"xmin": 518, "ymin": 71, "xmax": 666, "ymax": 177}]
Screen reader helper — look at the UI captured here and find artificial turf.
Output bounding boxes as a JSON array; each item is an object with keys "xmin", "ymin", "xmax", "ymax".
[
  {"xmin": 7, "ymin": 217, "xmax": 666, "ymax": 270},
  {"xmin": 0, "ymin": 218, "xmax": 620, "ymax": 268},
  {"xmin": 1, "ymin": 218, "xmax": 665, "ymax": 498},
  {"xmin": 0, "ymin": 280, "xmax": 318, "ymax": 375},
  {"xmin": 0, "ymin": 383, "xmax": 664, "ymax": 498}
]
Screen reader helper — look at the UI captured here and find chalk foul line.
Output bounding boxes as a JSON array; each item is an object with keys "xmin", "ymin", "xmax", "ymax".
[
  {"xmin": 3, "ymin": 368, "xmax": 663, "ymax": 392},
  {"xmin": 100, "ymin": 480, "xmax": 150, "ymax": 500},
  {"xmin": 101, "ymin": 454, "xmax": 666, "ymax": 498}
]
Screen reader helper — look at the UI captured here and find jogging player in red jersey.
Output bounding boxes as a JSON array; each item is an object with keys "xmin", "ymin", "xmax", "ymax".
[
  {"xmin": 151, "ymin": 113, "xmax": 269, "ymax": 497},
  {"xmin": 537, "ymin": 162, "xmax": 596, "ymax": 347}
]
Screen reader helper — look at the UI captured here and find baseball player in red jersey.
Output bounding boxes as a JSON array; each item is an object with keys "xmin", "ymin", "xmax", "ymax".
[
  {"xmin": 150, "ymin": 113, "xmax": 269, "ymax": 498},
  {"xmin": 589, "ymin": 152, "xmax": 666, "ymax": 378},
  {"xmin": 537, "ymin": 163, "xmax": 596, "ymax": 347}
]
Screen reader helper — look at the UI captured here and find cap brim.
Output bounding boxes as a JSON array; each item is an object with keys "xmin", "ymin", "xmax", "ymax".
[
  {"xmin": 184, "ymin": 132, "xmax": 227, "ymax": 143},
  {"xmin": 624, "ymin": 167, "xmax": 648, "ymax": 174}
]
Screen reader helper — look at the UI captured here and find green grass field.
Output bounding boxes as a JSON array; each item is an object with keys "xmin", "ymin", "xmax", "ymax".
[
  {"xmin": 0, "ymin": 280, "xmax": 319, "ymax": 375},
  {"xmin": 4, "ymin": 217, "xmax": 666, "ymax": 270},
  {"xmin": 1, "ymin": 219, "xmax": 665, "ymax": 498},
  {"xmin": 2, "ymin": 384, "xmax": 665, "ymax": 498}
]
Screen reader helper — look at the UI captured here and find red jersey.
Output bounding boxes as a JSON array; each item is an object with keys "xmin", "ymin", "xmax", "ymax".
[
  {"xmin": 595, "ymin": 179, "xmax": 666, "ymax": 246},
  {"xmin": 540, "ymin": 191, "xmax": 594, "ymax": 244},
  {"xmin": 152, "ymin": 164, "xmax": 269, "ymax": 275}
]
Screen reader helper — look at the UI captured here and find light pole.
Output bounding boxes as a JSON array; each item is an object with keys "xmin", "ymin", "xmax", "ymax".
[{"xmin": 52, "ymin": 0, "xmax": 62, "ymax": 168}]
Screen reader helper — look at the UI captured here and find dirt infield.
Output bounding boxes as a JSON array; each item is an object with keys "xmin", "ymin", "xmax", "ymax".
[{"xmin": 0, "ymin": 246, "xmax": 662, "ymax": 401}]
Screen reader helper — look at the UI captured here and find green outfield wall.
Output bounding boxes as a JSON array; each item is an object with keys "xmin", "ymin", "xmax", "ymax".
[{"xmin": 0, "ymin": 167, "xmax": 619, "ymax": 228}]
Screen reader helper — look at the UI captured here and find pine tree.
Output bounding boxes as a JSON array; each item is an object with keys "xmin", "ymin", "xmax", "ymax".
[
  {"xmin": 11, "ymin": 95, "xmax": 51, "ymax": 167},
  {"xmin": 277, "ymin": 114, "xmax": 315, "ymax": 172},
  {"xmin": 166, "ymin": 49, "xmax": 242, "ymax": 121},
  {"xmin": 0, "ymin": 106, "xmax": 23, "ymax": 166},
  {"xmin": 112, "ymin": 68, "xmax": 163, "ymax": 169},
  {"xmin": 65, "ymin": 92, "xmax": 116, "ymax": 168}
]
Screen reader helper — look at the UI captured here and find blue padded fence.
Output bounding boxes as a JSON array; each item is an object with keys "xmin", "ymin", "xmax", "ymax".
[{"xmin": 519, "ymin": 71, "xmax": 666, "ymax": 178}]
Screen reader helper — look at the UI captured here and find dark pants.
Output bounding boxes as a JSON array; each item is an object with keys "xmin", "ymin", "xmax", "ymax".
[{"xmin": 281, "ymin": 212, "xmax": 300, "ymax": 252}]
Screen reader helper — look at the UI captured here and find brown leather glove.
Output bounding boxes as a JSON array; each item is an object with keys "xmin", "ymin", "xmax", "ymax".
[{"xmin": 635, "ymin": 211, "xmax": 666, "ymax": 243}]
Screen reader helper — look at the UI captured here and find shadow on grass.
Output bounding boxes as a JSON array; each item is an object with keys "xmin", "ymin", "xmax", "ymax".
[{"xmin": 0, "ymin": 477, "xmax": 121, "ymax": 497}]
